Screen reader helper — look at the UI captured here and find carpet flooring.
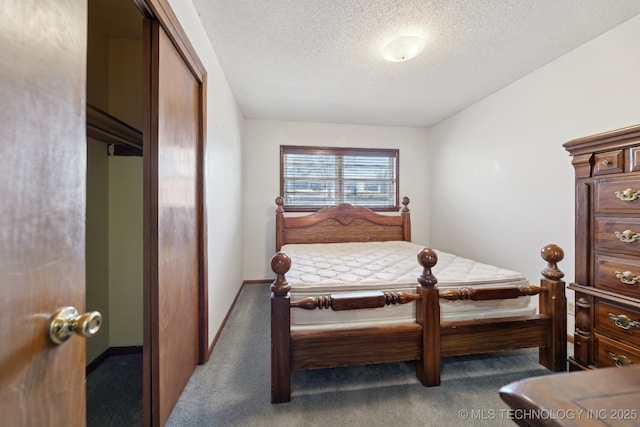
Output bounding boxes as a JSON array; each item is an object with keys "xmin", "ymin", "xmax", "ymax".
[
  {"xmin": 165, "ymin": 283, "xmax": 566, "ymax": 427},
  {"xmin": 86, "ymin": 353, "xmax": 143, "ymax": 426}
]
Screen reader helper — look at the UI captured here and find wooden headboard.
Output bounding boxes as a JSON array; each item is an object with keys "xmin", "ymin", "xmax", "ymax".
[{"xmin": 275, "ymin": 196, "xmax": 411, "ymax": 251}]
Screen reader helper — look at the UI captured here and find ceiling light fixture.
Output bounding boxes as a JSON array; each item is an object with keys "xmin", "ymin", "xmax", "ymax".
[{"xmin": 382, "ymin": 36, "xmax": 425, "ymax": 62}]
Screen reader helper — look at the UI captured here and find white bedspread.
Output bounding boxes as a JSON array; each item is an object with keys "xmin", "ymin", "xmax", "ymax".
[{"xmin": 281, "ymin": 241, "xmax": 535, "ymax": 330}]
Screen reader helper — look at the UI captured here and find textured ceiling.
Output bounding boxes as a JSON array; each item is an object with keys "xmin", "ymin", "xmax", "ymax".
[{"xmin": 192, "ymin": 1, "xmax": 640, "ymax": 127}]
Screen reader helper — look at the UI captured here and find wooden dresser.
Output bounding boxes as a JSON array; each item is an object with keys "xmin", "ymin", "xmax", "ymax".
[{"xmin": 564, "ymin": 125, "xmax": 640, "ymax": 371}]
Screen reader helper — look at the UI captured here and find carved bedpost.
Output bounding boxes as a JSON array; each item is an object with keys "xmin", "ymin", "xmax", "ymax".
[
  {"xmin": 538, "ymin": 244, "xmax": 567, "ymax": 372},
  {"xmin": 271, "ymin": 251, "xmax": 292, "ymax": 403},
  {"xmin": 401, "ymin": 196, "xmax": 411, "ymax": 242},
  {"xmin": 415, "ymin": 248, "xmax": 440, "ymax": 386},
  {"xmin": 275, "ymin": 197, "xmax": 284, "ymax": 251}
]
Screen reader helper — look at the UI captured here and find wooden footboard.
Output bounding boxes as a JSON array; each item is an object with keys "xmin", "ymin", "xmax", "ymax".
[
  {"xmin": 422, "ymin": 244, "xmax": 567, "ymax": 385},
  {"xmin": 270, "ymin": 245, "xmax": 566, "ymax": 403}
]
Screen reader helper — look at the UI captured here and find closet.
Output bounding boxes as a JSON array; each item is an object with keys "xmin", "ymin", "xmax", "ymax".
[
  {"xmin": 86, "ymin": 0, "xmax": 144, "ymax": 370},
  {"xmin": 87, "ymin": 1, "xmax": 207, "ymax": 424}
]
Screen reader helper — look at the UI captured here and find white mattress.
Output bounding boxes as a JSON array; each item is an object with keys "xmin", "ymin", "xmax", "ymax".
[{"xmin": 281, "ymin": 241, "xmax": 535, "ymax": 331}]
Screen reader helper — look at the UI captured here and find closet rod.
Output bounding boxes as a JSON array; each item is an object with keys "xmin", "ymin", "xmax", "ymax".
[
  {"xmin": 86, "ymin": 103, "xmax": 143, "ymax": 149},
  {"xmin": 87, "ymin": 124, "xmax": 141, "ymax": 149}
]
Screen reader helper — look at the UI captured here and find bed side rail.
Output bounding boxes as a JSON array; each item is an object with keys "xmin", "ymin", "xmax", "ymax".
[
  {"xmin": 291, "ymin": 291, "xmax": 420, "ymax": 311},
  {"xmin": 439, "ymin": 285, "xmax": 544, "ymax": 301},
  {"xmin": 436, "ymin": 244, "xmax": 564, "ymax": 304},
  {"xmin": 289, "ymin": 280, "xmax": 548, "ymax": 311}
]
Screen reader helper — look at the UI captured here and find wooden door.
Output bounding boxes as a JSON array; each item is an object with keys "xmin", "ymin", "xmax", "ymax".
[
  {"xmin": 143, "ymin": 19, "xmax": 203, "ymax": 426},
  {"xmin": 0, "ymin": 1, "xmax": 88, "ymax": 425}
]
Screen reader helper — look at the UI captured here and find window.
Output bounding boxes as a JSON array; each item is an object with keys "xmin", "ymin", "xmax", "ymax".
[{"xmin": 280, "ymin": 146, "xmax": 399, "ymax": 211}]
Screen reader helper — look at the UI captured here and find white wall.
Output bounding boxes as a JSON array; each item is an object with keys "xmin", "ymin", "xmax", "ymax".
[
  {"xmin": 169, "ymin": 1, "xmax": 245, "ymax": 346},
  {"xmin": 242, "ymin": 120, "xmax": 430, "ymax": 280},
  {"xmin": 106, "ymin": 37, "xmax": 144, "ymax": 348},
  {"xmin": 108, "ymin": 156, "xmax": 143, "ymax": 346},
  {"xmin": 108, "ymin": 38, "xmax": 143, "ymax": 130},
  {"xmin": 86, "ymin": 138, "xmax": 110, "ymax": 362},
  {"xmin": 427, "ymin": 15, "xmax": 640, "ymax": 308}
]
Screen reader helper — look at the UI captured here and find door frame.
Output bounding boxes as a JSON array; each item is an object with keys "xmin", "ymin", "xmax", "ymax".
[{"xmin": 132, "ymin": 0, "xmax": 209, "ymax": 424}]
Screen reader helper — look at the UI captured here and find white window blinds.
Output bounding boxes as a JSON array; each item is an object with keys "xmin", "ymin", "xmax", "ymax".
[{"xmin": 281, "ymin": 146, "xmax": 399, "ymax": 211}]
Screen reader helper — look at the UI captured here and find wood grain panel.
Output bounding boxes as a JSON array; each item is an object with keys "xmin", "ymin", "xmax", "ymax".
[
  {"xmin": 594, "ymin": 254, "xmax": 640, "ymax": 299},
  {"xmin": 276, "ymin": 199, "xmax": 410, "ymax": 250},
  {"xmin": 500, "ymin": 364, "xmax": 640, "ymax": 423},
  {"xmin": 271, "ymin": 295, "xmax": 291, "ymax": 403},
  {"xmin": 283, "ymin": 219, "xmax": 404, "ymax": 245},
  {"xmin": 145, "ymin": 20, "xmax": 201, "ymax": 427},
  {"xmin": 631, "ymin": 147, "xmax": 640, "ymax": 172},
  {"xmin": 595, "ymin": 299, "xmax": 640, "ymax": 346},
  {"xmin": 575, "ymin": 181, "xmax": 591, "ymax": 286},
  {"xmin": 593, "ymin": 150, "xmax": 624, "ymax": 176},
  {"xmin": 291, "ymin": 325, "xmax": 422, "ymax": 370},
  {"xmin": 0, "ymin": 0, "xmax": 87, "ymax": 425},
  {"xmin": 538, "ymin": 278, "xmax": 567, "ymax": 371},
  {"xmin": 594, "ymin": 176, "xmax": 640, "ymax": 213},
  {"xmin": 594, "ymin": 216, "xmax": 640, "ymax": 255},
  {"xmin": 440, "ymin": 317, "xmax": 549, "ymax": 357},
  {"xmin": 595, "ymin": 333, "xmax": 640, "ymax": 368},
  {"xmin": 158, "ymin": 23, "xmax": 199, "ymax": 426}
]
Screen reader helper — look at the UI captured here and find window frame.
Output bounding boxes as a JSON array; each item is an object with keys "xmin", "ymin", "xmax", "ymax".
[{"xmin": 280, "ymin": 145, "xmax": 400, "ymax": 212}]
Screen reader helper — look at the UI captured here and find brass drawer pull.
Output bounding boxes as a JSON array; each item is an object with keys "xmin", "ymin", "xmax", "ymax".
[
  {"xmin": 608, "ymin": 313, "xmax": 640, "ymax": 330},
  {"xmin": 615, "ymin": 230, "xmax": 640, "ymax": 243},
  {"xmin": 608, "ymin": 351, "xmax": 633, "ymax": 367},
  {"xmin": 615, "ymin": 271, "xmax": 640, "ymax": 285},
  {"xmin": 615, "ymin": 188, "xmax": 640, "ymax": 201}
]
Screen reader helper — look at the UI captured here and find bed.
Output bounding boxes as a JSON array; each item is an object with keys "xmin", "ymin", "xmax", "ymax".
[{"xmin": 270, "ymin": 196, "xmax": 567, "ymax": 403}]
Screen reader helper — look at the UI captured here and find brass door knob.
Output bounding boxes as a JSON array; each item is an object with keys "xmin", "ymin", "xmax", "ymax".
[{"xmin": 48, "ymin": 306, "xmax": 102, "ymax": 345}]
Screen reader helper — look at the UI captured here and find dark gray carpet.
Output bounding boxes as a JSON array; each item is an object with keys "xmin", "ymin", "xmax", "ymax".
[
  {"xmin": 167, "ymin": 283, "xmax": 564, "ymax": 427},
  {"xmin": 86, "ymin": 353, "xmax": 142, "ymax": 426}
]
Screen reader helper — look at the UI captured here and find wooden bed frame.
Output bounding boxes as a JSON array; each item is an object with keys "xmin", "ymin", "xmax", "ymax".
[{"xmin": 271, "ymin": 196, "xmax": 567, "ymax": 403}]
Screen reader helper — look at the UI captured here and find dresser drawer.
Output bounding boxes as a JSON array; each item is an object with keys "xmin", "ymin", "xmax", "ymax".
[
  {"xmin": 595, "ymin": 254, "xmax": 640, "ymax": 298},
  {"xmin": 595, "ymin": 176, "xmax": 640, "ymax": 213},
  {"xmin": 594, "ymin": 217, "xmax": 640, "ymax": 254},
  {"xmin": 593, "ymin": 150, "xmax": 624, "ymax": 176},
  {"xmin": 595, "ymin": 333, "xmax": 640, "ymax": 368},
  {"xmin": 631, "ymin": 147, "xmax": 640, "ymax": 172},
  {"xmin": 595, "ymin": 299, "xmax": 640, "ymax": 346}
]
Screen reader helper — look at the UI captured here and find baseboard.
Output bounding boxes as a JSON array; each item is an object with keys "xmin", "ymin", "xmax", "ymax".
[
  {"xmin": 86, "ymin": 345, "xmax": 143, "ymax": 375},
  {"xmin": 207, "ymin": 283, "xmax": 247, "ymax": 359},
  {"xmin": 242, "ymin": 279, "xmax": 272, "ymax": 285},
  {"xmin": 87, "ymin": 281, "xmax": 255, "ymax": 373},
  {"xmin": 86, "ymin": 349, "xmax": 110, "ymax": 375}
]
